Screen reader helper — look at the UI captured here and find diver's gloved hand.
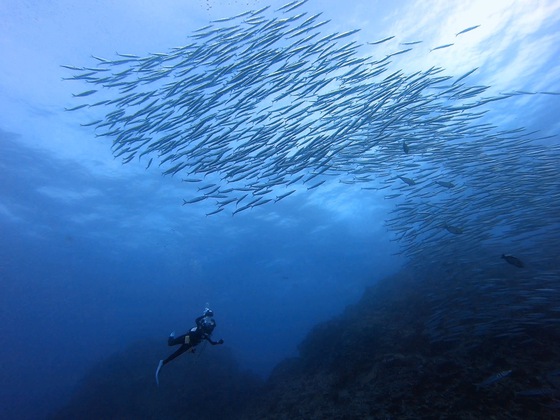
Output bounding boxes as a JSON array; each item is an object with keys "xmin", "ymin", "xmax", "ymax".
[{"xmin": 218, "ymin": 339, "xmax": 224, "ymax": 345}]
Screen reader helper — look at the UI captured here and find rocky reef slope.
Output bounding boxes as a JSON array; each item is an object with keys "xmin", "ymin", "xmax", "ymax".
[{"xmin": 244, "ymin": 264, "xmax": 560, "ymax": 419}]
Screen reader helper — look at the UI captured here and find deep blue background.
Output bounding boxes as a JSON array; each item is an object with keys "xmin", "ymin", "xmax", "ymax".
[{"xmin": 0, "ymin": 133, "xmax": 400, "ymax": 418}]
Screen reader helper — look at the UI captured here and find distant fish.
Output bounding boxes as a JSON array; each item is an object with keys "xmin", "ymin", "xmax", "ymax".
[
  {"xmin": 307, "ymin": 180, "xmax": 326, "ymax": 190},
  {"xmin": 386, "ymin": 48, "xmax": 413, "ymax": 58},
  {"xmin": 277, "ymin": 0, "xmax": 307, "ymax": 13},
  {"xmin": 397, "ymin": 175, "xmax": 415, "ymax": 186},
  {"xmin": 368, "ymin": 36, "xmax": 395, "ymax": 45},
  {"xmin": 275, "ymin": 189, "xmax": 296, "ymax": 202},
  {"xmin": 502, "ymin": 254, "xmax": 524, "ymax": 268},
  {"xmin": 331, "ymin": 29, "xmax": 361, "ymax": 40},
  {"xmin": 430, "ymin": 43, "xmax": 454, "ymax": 52},
  {"xmin": 206, "ymin": 208, "xmax": 224, "ymax": 216},
  {"xmin": 80, "ymin": 119, "xmax": 103, "ymax": 127},
  {"xmin": 475, "ymin": 369, "xmax": 512, "ymax": 390},
  {"xmin": 400, "ymin": 41, "xmax": 423, "ymax": 46},
  {"xmin": 64, "ymin": 104, "xmax": 88, "ymax": 111},
  {"xmin": 182, "ymin": 196, "xmax": 207, "ymax": 205},
  {"xmin": 453, "ymin": 67, "xmax": 479, "ymax": 86},
  {"xmin": 443, "ymin": 223, "xmax": 463, "ymax": 234},
  {"xmin": 72, "ymin": 89, "xmax": 97, "ymax": 97},
  {"xmin": 116, "ymin": 52, "xmax": 140, "ymax": 58},
  {"xmin": 402, "ymin": 141, "xmax": 409, "ymax": 154},
  {"xmin": 456, "ymin": 25, "xmax": 481, "ymax": 37},
  {"xmin": 60, "ymin": 64, "xmax": 83, "ymax": 71},
  {"xmin": 211, "ymin": 10, "xmax": 251, "ymax": 22},
  {"xmin": 198, "ymin": 183, "xmax": 217, "ymax": 191},
  {"xmin": 435, "ymin": 180, "xmax": 454, "ymax": 188}
]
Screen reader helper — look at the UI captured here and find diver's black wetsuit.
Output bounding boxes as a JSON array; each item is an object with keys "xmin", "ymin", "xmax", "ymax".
[{"xmin": 162, "ymin": 315, "xmax": 222, "ymax": 365}]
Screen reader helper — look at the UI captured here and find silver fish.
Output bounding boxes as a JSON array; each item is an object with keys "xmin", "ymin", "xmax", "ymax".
[
  {"xmin": 475, "ymin": 369, "xmax": 512, "ymax": 390},
  {"xmin": 456, "ymin": 25, "xmax": 481, "ymax": 36}
]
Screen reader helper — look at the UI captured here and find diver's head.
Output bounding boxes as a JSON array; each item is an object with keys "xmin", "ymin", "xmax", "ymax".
[{"xmin": 201, "ymin": 316, "xmax": 216, "ymax": 334}]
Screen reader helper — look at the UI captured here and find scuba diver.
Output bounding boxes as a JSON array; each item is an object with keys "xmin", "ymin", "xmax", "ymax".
[{"xmin": 155, "ymin": 307, "xmax": 224, "ymax": 386}]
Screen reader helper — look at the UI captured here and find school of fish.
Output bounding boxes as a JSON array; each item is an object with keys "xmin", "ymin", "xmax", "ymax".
[{"xmin": 64, "ymin": 1, "xmax": 559, "ymax": 281}]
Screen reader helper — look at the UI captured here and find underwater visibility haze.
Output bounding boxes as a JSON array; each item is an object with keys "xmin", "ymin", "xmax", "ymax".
[{"xmin": 1, "ymin": 0, "xmax": 559, "ymax": 418}]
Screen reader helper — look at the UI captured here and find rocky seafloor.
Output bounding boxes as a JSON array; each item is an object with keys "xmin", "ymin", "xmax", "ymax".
[{"xmin": 244, "ymin": 261, "xmax": 560, "ymax": 419}]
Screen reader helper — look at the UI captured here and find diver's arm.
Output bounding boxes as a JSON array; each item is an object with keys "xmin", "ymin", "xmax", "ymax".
[{"xmin": 205, "ymin": 336, "xmax": 224, "ymax": 345}]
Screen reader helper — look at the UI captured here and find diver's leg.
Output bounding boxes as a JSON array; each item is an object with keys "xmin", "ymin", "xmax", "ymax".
[
  {"xmin": 162, "ymin": 344, "xmax": 192, "ymax": 365},
  {"xmin": 168, "ymin": 333, "xmax": 188, "ymax": 346}
]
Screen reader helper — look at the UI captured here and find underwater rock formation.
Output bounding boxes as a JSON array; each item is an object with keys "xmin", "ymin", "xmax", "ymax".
[{"xmin": 243, "ymin": 260, "xmax": 560, "ymax": 419}]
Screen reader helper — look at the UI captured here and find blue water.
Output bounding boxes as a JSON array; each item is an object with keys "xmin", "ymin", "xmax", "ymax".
[
  {"xmin": 0, "ymin": 133, "xmax": 400, "ymax": 417},
  {"xmin": 1, "ymin": 1, "xmax": 559, "ymax": 418}
]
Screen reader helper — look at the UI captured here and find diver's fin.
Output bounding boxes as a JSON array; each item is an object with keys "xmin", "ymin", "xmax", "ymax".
[{"xmin": 155, "ymin": 360, "xmax": 163, "ymax": 387}]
